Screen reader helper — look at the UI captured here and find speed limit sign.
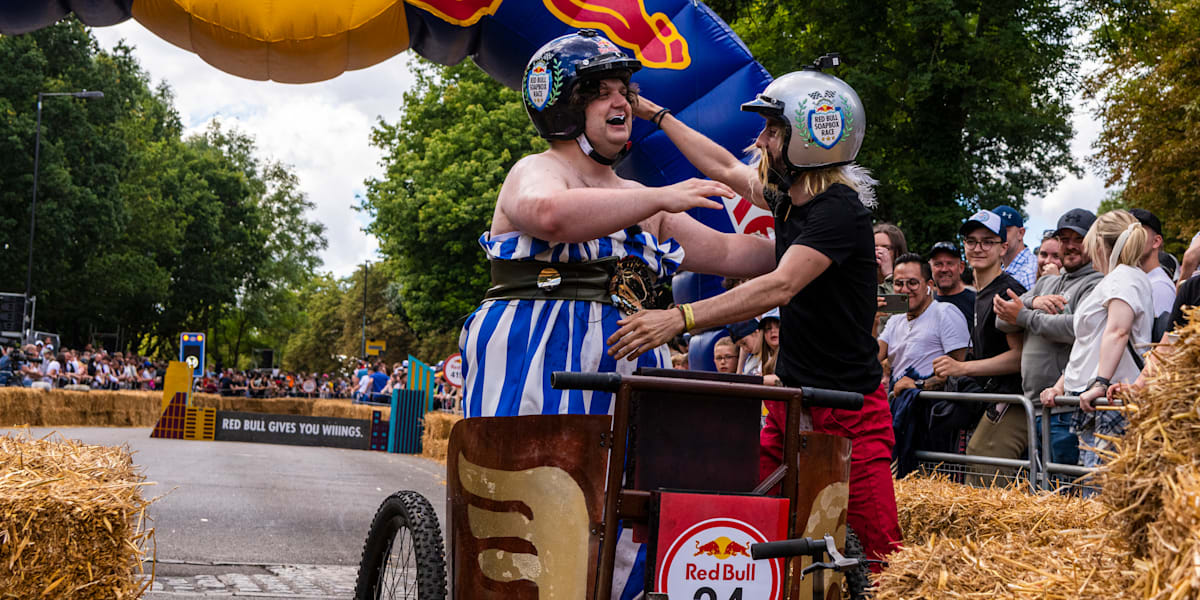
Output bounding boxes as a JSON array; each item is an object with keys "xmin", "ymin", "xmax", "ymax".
[{"xmin": 443, "ymin": 353, "xmax": 463, "ymax": 388}]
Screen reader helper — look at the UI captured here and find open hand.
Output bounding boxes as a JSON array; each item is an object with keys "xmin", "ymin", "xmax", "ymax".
[
  {"xmin": 635, "ymin": 96, "xmax": 664, "ymax": 121},
  {"xmin": 607, "ymin": 309, "xmax": 685, "ymax": 361},
  {"xmin": 993, "ymin": 288, "xmax": 1022, "ymax": 323},
  {"xmin": 660, "ymin": 178, "xmax": 731, "ymax": 213}
]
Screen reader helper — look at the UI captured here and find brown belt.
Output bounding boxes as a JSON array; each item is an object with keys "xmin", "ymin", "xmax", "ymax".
[{"xmin": 483, "ymin": 257, "xmax": 617, "ymax": 304}]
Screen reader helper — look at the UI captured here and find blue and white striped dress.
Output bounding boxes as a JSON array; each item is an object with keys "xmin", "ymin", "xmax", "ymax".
[{"xmin": 460, "ymin": 227, "xmax": 685, "ymax": 419}]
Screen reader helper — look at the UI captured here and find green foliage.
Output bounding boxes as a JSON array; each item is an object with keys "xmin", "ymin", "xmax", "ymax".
[
  {"xmin": 362, "ymin": 57, "xmax": 547, "ymax": 341},
  {"xmin": 1096, "ymin": 188, "xmax": 1128, "ymax": 215},
  {"xmin": 716, "ymin": 0, "xmax": 1083, "ymax": 252},
  {"xmin": 282, "ymin": 267, "xmax": 421, "ymax": 374},
  {"xmin": 1085, "ymin": 0, "xmax": 1200, "ymax": 254},
  {"xmin": 0, "ymin": 20, "xmax": 325, "ymax": 362}
]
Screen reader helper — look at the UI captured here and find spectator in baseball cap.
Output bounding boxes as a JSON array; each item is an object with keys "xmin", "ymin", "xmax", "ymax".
[
  {"xmin": 928, "ymin": 241, "xmax": 975, "ymax": 334},
  {"xmin": 1130, "ymin": 208, "xmax": 1176, "ymax": 319},
  {"xmin": 727, "ymin": 319, "xmax": 762, "ymax": 375},
  {"xmin": 991, "ymin": 205, "xmax": 1035, "ymax": 289}
]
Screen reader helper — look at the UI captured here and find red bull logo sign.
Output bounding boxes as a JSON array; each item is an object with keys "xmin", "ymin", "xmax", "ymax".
[
  {"xmin": 657, "ymin": 517, "xmax": 782, "ymax": 599},
  {"xmin": 543, "ymin": 0, "xmax": 690, "ymax": 69}
]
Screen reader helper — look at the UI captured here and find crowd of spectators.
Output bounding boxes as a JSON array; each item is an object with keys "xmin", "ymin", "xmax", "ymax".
[
  {"xmin": 680, "ymin": 205, "xmax": 1200, "ymax": 477},
  {"xmin": 0, "ymin": 340, "xmax": 168, "ymax": 390},
  {"xmin": 0, "ymin": 341, "xmax": 465, "ymax": 412}
]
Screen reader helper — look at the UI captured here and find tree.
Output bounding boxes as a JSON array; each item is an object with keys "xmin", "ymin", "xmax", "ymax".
[
  {"xmin": 0, "ymin": 21, "xmax": 325, "ymax": 359},
  {"xmin": 362, "ymin": 57, "xmax": 547, "ymax": 341},
  {"xmin": 714, "ymin": 0, "xmax": 1083, "ymax": 252},
  {"xmin": 1085, "ymin": 0, "xmax": 1200, "ymax": 254}
]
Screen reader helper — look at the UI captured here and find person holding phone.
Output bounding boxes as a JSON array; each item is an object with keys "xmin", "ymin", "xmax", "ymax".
[{"xmin": 878, "ymin": 254, "xmax": 970, "ymax": 396}]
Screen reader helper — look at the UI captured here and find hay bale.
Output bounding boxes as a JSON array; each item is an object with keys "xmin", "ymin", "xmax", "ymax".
[
  {"xmin": 895, "ymin": 475, "xmax": 1107, "ymax": 544},
  {"xmin": 877, "ymin": 475, "xmax": 1133, "ymax": 598},
  {"xmin": 0, "ymin": 431, "xmax": 154, "ymax": 599},
  {"xmin": 421, "ymin": 412, "xmax": 461, "ymax": 463},
  {"xmin": 1093, "ymin": 306, "xmax": 1200, "ymax": 598}
]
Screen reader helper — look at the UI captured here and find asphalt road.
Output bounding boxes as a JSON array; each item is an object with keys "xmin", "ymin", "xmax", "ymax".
[{"xmin": 5, "ymin": 427, "xmax": 449, "ymax": 598}]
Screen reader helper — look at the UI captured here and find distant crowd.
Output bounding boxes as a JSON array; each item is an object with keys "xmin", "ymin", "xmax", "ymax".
[{"xmin": 0, "ymin": 342, "xmax": 463, "ymax": 412}]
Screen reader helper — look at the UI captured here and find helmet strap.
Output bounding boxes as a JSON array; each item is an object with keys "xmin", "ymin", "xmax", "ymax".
[{"xmin": 577, "ymin": 134, "xmax": 631, "ymax": 166}]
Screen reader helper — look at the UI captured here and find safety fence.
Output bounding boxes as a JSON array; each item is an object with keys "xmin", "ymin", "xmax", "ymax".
[{"xmin": 910, "ymin": 391, "xmax": 1119, "ymax": 492}]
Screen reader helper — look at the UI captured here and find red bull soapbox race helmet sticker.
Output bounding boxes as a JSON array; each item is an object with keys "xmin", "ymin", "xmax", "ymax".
[
  {"xmin": 797, "ymin": 90, "xmax": 856, "ymax": 150},
  {"xmin": 524, "ymin": 53, "xmax": 563, "ymax": 111},
  {"xmin": 657, "ymin": 518, "xmax": 782, "ymax": 599}
]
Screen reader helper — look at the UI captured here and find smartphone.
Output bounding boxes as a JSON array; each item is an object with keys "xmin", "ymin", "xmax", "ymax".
[{"xmin": 881, "ymin": 293, "xmax": 909, "ymax": 313}]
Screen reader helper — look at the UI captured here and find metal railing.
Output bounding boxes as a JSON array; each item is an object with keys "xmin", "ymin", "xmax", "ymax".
[{"xmin": 909, "ymin": 391, "xmax": 1121, "ymax": 491}]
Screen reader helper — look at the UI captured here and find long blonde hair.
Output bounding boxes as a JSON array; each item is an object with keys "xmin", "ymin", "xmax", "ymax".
[
  {"xmin": 746, "ymin": 137, "xmax": 878, "ymax": 208},
  {"xmin": 1083, "ymin": 209, "xmax": 1149, "ymax": 272}
]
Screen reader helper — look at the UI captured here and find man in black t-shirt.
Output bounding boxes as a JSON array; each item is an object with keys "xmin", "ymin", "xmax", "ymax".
[
  {"xmin": 608, "ymin": 67, "xmax": 901, "ymax": 560},
  {"xmin": 929, "ymin": 241, "xmax": 976, "ymax": 335},
  {"xmin": 932, "ymin": 210, "xmax": 1026, "ymax": 471},
  {"xmin": 1170, "ymin": 274, "xmax": 1200, "ymax": 330}
]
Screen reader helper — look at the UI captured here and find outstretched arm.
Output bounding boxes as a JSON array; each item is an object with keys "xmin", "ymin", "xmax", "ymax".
[
  {"xmin": 498, "ymin": 155, "xmax": 731, "ymax": 243},
  {"xmin": 607, "ymin": 244, "xmax": 832, "ymax": 360},
  {"xmin": 660, "ymin": 211, "xmax": 776, "ymax": 278},
  {"xmin": 636, "ymin": 96, "xmax": 765, "ymax": 207}
]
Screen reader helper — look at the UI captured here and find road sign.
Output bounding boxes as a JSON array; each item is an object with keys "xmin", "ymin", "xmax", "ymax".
[
  {"xmin": 179, "ymin": 332, "xmax": 206, "ymax": 378},
  {"xmin": 365, "ymin": 339, "xmax": 386, "ymax": 356},
  {"xmin": 443, "ymin": 353, "xmax": 463, "ymax": 388}
]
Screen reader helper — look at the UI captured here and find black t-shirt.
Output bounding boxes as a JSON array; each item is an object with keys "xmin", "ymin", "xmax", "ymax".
[
  {"xmin": 1170, "ymin": 274, "xmax": 1200, "ymax": 330},
  {"xmin": 773, "ymin": 183, "xmax": 883, "ymax": 394},
  {"xmin": 936, "ymin": 289, "xmax": 977, "ymax": 337},
  {"xmin": 972, "ymin": 272, "xmax": 1026, "ymax": 393}
]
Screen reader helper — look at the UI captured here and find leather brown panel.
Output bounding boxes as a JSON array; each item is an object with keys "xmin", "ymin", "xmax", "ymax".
[{"xmin": 448, "ymin": 415, "xmax": 611, "ymax": 600}]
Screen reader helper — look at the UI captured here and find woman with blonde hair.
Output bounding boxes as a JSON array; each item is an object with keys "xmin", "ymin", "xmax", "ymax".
[{"xmin": 1040, "ymin": 210, "xmax": 1154, "ymax": 468}]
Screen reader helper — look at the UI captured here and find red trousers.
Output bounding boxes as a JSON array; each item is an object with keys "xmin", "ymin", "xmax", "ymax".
[{"xmin": 759, "ymin": 382, "xmax": 901, "ymax": 561}]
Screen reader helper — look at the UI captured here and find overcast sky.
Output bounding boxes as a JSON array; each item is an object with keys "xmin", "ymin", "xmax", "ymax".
[{"xmin": 91, "ymin": 21, "xmax": 1108, "ymax": 274}]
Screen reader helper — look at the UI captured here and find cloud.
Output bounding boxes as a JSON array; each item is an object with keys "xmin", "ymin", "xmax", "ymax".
[
  {"xmin": 1023, "ymin": 90, "xmax": 1109, "ymax": 246},
  {"xmin": 91, "ymin": 20, "xmax": 419, "ymax": 277}
]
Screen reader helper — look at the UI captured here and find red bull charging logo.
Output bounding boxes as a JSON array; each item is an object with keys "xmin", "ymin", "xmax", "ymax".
[
  {"xmin": 693, "ymin": 536, "xmax": 753, "ymax": 559},
  {"xmin": 412, "ymin": 0, "xmax": 690, "ymax": 69},
  {"xmin": 544, "ymin": 0, "xmax": 691, "ymax": 69}
]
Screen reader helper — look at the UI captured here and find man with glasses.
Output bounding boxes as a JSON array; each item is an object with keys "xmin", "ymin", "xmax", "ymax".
[
  {"xmin": 993, "ymin": 208, "xmax": 1102, "ymax": 467},
  {"xmin": 993, "ymin": 205, "xmax": 1037, "ymax": 289},
  {"xmin": 878, "ymin": 254, "xmax": 970, "ymax": 396},
  {"xmin": 929, "ymin": 241, "xmax": 976, "ymax": 334},
  {"xmin": 932, "ymin": 210, "xmax": 1026, "ymax": 474}
]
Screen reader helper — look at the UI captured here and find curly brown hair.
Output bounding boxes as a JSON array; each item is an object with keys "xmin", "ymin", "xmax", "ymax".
[{"xmin": 570, "ymin": 72, "xmax": 640, "ymax": 109}]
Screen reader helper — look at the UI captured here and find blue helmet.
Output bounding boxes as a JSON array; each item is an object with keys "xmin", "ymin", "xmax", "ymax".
[{"xmin": 523, "ymin": 29, "xmax": 642, "ymax": 141}]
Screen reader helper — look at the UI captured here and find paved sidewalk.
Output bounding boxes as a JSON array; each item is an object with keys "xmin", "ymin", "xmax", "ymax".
[{"xmin": 140, "ymin": 561, "xmax": 357, "ymax": 599}]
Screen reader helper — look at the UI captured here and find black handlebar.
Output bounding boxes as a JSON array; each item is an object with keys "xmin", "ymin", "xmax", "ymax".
[
  {"xmin": 800, "ymin": 387, "xmax": 864, "ymax": 411},
  {"xmin": 751, "ymin": 538, "xmax": 826, "ymax": 560},
  {"xmin": 550, "ymin": 371, "xmax": 622, "ymax": 392}
]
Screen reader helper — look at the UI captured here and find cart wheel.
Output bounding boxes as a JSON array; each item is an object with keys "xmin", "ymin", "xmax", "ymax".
[
  {"xmin": 841, "ymin": 525, "xmax": 872, "ymax": 600},
  {"xmin": 355, "ymin": 491, "xmax": 447, "ymax": 600}
]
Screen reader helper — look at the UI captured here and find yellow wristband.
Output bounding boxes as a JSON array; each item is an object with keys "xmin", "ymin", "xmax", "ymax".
[{"xmin": 677, "ymin": 303, "xmax": 696, "ymax": 332}]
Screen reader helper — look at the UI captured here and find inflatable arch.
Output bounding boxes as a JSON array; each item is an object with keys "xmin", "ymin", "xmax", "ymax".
[{"xmin": 1, "ymin": 0, "xmax": 776, "ymax": 356}]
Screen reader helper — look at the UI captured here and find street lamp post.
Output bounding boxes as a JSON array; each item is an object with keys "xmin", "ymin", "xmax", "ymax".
[{"xmin": 24, "ymin": 90, "xmax": 103, "ymax": 342}]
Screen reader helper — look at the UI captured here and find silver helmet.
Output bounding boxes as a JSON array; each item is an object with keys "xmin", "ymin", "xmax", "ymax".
[{"xmin": 741, "ymin": 60, "xmax": 865, "ymax": 172}]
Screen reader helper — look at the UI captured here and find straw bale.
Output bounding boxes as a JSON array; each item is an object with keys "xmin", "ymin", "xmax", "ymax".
[
  {"xmin": 895, "ymin": 475, "xmax": 1107, "ymax": 544},
  {"xmin": 421, "ymin": 412, "xmax": 461, "ymax": 463},
  {"xmin": 0, "ymin": 431, "xmax": 155, "ymax": 599},
  {"xmin": 874, "ymin": 531, "xmax": 1134, "ymax": 599},
  {"xmin": 878, "ymin": 475, "xmax": 1132, "ymax": 598},
  {"xmin": 1092, "ymin": 306, "xmax": 1200, "ymax": 598}
]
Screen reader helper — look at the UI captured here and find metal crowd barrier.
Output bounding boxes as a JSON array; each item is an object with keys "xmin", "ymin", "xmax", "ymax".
[{"xmin": 909, "ymin": 391, "xmax": 1121, "ymax": 491}]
